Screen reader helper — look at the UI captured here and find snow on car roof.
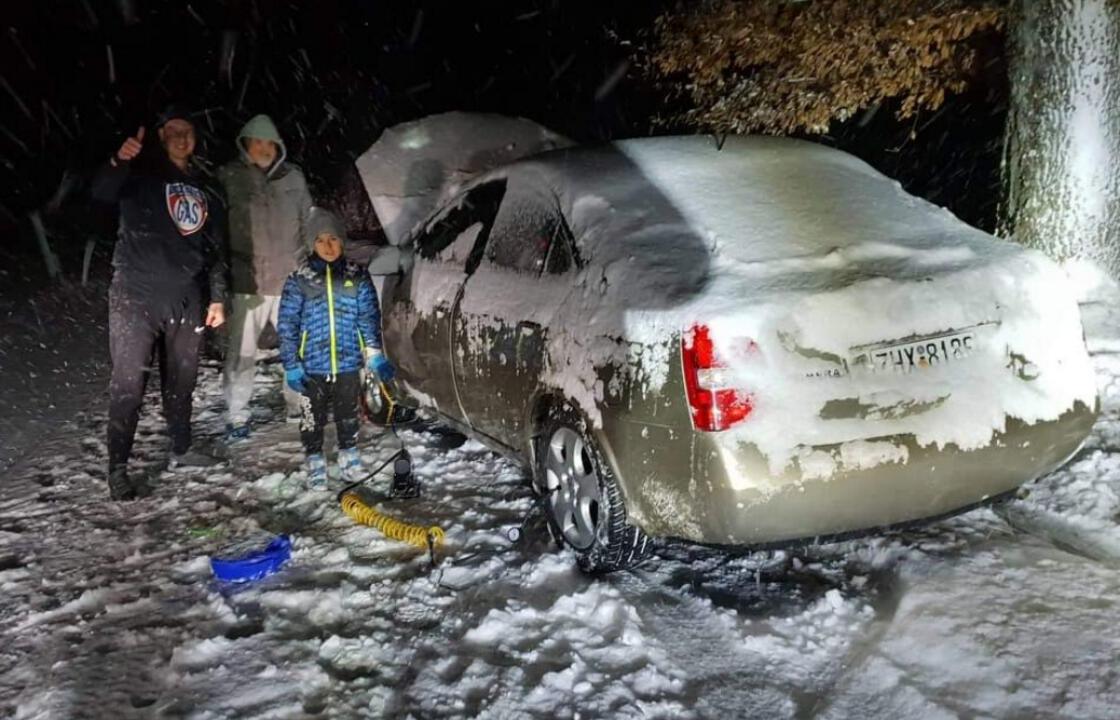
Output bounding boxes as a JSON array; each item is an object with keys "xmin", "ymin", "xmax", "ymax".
[
  {"xmin": 466, "ymin": 133, "xmax": 1027, "ymax": 329},
  {"xmin": 500, "ymin": 134, "xmax": 1011, "ymax": 273}
]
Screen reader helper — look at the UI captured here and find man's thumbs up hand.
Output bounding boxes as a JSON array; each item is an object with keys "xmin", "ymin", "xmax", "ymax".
[{"xmin": 116, "ymin": 126, "xmax": 145, "ymax": 162}]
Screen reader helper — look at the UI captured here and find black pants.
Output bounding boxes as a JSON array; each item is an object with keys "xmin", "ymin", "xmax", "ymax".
[
  {"xmin": 108, "ymin": 286, "xmax": 203, "ymax": 471},
  {"xmin": 300, "ymin": 372, "xmax": 361, "ymax": 455}
]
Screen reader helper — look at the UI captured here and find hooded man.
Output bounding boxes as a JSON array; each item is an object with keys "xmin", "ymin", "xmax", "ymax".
[
  {"xmin": 217, "ymin": 114, "xmax": 314, "ymax": 440},
  {"xmin": 92, "ymin": 105, "xmax": 229, "ymax": 501}
]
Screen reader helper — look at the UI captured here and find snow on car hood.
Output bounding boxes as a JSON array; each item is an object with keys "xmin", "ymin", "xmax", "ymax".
[
  {"xmin": 457, "ymin": 136, "xmax": 1097, "ymax": 483},
  {"xmin": 356, "ymin": 111, "xmax": 573, "ymax": 245}
]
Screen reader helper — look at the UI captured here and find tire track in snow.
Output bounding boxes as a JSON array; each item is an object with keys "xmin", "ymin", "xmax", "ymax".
[{"xmin": 611, "ymin": 548, "xmax": 884, "ymax": 719}]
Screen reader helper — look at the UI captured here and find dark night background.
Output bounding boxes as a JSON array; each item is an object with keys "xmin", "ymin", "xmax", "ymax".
[{"xmin": 0, "ymin": 0, "xmax": 1009, "ymax": 289}]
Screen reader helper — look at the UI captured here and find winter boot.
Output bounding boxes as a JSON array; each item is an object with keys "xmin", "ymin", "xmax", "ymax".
[
  {"xmin": 389, "ymin": 450, "xmax": 421, "ymax": 499},
  {"xmin": 107, "ymin": 467, "xmax": 135, "ymax": 501},
  {"xmin": 338, "ymin": 447, "xmax": 365, "ymax": 483},
  {"xmin": 224, "ymin": 423, "xmax": 251, "ymax": 444},
  {"xmin": 131, "ymin": 472, "xmax": 154, "ymax": 499},
  {"xmin": 306, "ymin": 453, "xmax": 328, "ymax": 491},
  {"xmin": 169, "ymin": 447, "xmax": 223, "ymax": 470}
]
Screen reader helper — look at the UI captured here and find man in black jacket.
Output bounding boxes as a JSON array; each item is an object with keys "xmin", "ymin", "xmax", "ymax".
[{"xmin": 92, "ymin": 105, "xmax": 228, "ymax": 500}]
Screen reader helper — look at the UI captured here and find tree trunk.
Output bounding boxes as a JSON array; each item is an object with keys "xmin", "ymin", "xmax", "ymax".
[{"xmin": 1000, "ymin": 0, "xmax": 1120, "ymax": 278}]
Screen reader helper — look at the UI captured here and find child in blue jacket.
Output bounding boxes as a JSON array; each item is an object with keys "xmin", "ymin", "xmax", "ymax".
[{"xmin": 277, "ymin": 208, "xmax": 395, "ymax": 489}]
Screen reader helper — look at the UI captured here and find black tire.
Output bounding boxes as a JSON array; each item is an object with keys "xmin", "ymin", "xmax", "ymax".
[{"xmin": 535, "ymin": 403, "xmax": 651, "ymax": 573}]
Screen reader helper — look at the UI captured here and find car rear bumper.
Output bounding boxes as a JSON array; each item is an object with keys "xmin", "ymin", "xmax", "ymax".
[{"xmin": 616, "ymin": 402, "xmax": 1097, "ymax": 547}]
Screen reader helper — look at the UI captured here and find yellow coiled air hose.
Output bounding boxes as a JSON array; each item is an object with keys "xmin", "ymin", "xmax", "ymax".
[{"xmin": 339, "ymin": 491, "xmax": 446, "ymax": 551}]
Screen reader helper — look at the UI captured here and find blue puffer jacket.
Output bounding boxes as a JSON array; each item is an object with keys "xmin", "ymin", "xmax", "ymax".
[{"xmin": 278, "ymin": 254, "xmax": 382, "ymax": 376}]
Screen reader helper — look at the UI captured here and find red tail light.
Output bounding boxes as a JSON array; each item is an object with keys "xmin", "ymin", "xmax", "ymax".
[{"xmin": 681, "ymin": 324, "xmax": 753, "ymax": 432}]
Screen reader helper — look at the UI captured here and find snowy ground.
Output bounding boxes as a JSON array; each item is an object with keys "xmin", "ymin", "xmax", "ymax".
[
  {"xmin": 2, "ymin": 286, "xmax": 1119, "ymax": 719},
  {"xmin": 0, "ymin": 281, "xmax": 109, "ymax": 473}
]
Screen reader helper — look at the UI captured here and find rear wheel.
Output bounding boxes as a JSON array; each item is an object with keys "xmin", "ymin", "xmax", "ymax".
[{"xmin": 537, "ymin": 405, "xmax": 651, "ymax": 573}]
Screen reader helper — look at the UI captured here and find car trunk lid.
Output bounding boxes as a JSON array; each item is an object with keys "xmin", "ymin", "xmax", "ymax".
[{"xmin": 684, "ymin": 244, "xmax": 1096, "ymax": 488}]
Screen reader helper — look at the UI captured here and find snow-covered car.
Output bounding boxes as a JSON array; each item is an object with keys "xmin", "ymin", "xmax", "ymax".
[{"xmin": 361, "ymin": 120, "xmax": 1098, "ymax": 572}]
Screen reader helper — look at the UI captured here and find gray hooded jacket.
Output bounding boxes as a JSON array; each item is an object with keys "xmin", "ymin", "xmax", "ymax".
[{"xmin": 218, "ymin": 114, "xmax": 314, "ymax": 295}]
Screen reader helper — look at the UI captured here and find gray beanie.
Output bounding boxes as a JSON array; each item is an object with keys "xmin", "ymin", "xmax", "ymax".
[{"xmin": 305, "ymin": 207, "xmax": 348, "ymax": 250}]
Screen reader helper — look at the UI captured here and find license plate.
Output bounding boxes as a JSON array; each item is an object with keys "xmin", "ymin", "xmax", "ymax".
[{"xmin": 852, "ymin": 331, "xmax": 977, "ymax": 373}]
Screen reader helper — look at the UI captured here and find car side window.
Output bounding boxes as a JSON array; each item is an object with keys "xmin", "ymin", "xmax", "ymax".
[
  {"xmin": 438, "ymin": 222, "xmax": 484, "ymax": 265},
  {"xmin": 485, "ymin": 185, "xmax": 573, "ymax": 275},
  {"xmin": 415, "ymin": 180, "xmax": 506, "ymax": 270},
  {"xmin": 543, "ymin": 227, "xmax": 575, "ymax": 275}
]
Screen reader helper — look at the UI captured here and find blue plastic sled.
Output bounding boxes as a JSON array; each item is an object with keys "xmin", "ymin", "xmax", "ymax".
[{"xmin": 210, "ymin": 534, "xmax": 292, "ymax": 583}]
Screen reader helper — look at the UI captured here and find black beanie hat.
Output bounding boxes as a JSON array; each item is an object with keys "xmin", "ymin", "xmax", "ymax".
[{"xmin": 155, "ymin": 103, "xmax": 194, "ymax": 128}]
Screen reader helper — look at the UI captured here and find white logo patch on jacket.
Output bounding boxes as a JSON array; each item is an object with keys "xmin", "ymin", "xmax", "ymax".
[{"xmin": 166, "ymin": 182, "xmax": 209, "ymax": 236}]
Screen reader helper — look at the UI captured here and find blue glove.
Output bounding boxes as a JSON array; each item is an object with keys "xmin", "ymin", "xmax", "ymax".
[
  {"xmin": 285, "ymin": 366, "xmax": 306, "ymax": 393},
  {"xmin": 366, "ymin": 351, "xmax": 396, "ymax": 382}
]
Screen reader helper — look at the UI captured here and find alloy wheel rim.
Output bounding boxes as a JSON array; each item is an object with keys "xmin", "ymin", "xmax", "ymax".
[{"xmin": 544, "ymin": 426, "xmax": 602, "ymax": 550}]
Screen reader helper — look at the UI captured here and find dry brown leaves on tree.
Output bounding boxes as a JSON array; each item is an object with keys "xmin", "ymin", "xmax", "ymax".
[{"xmin": 642, "ymin": 0, "xmax": 1005, "ymax": 135}]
